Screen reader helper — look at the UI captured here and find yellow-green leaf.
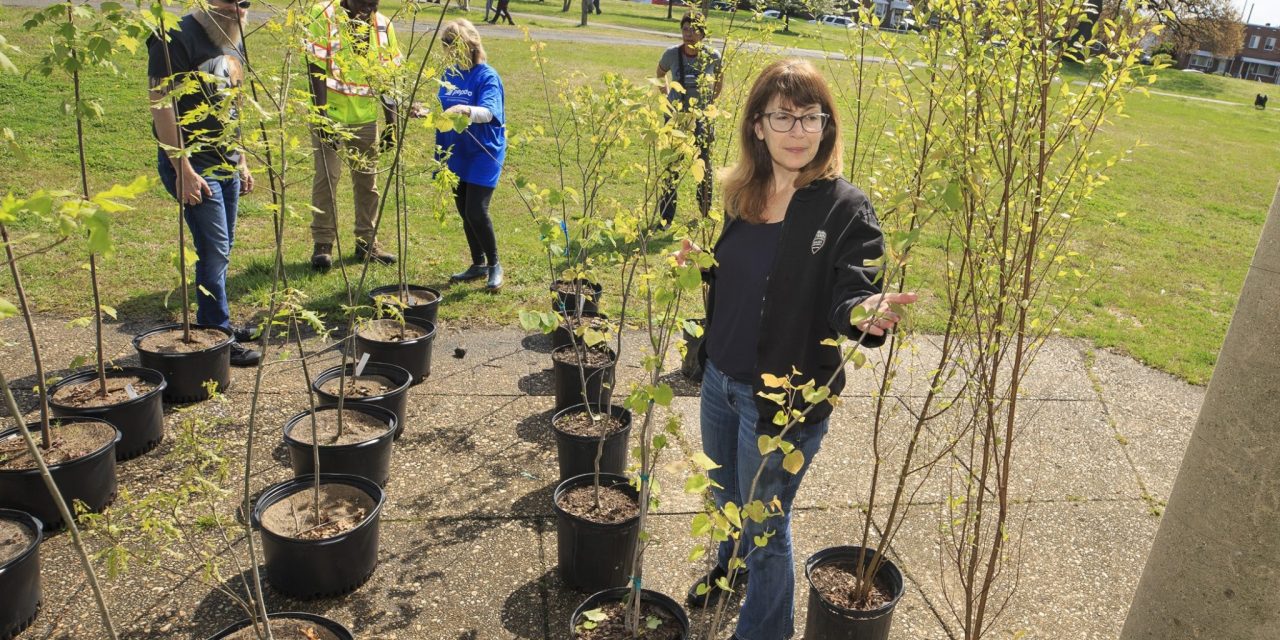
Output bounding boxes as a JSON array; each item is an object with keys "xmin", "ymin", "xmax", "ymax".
[{"xmin": 782, "ymin": 450, "xmax": 805, "ymax": 475}]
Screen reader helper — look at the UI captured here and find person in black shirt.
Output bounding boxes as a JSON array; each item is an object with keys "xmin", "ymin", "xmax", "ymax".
[
  {"xmin": 678, "ymin": 58, "xmax": 917, "ymax": 640},
  {"xmin": 655, "ymin": 12, "xmax": 721, "ymax": 227},
  {"xmin": 147, "ymin": 0, "xmax": 260, "ymax": 366}
]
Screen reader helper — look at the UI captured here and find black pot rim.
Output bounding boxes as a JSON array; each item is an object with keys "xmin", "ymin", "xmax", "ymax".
[
  {"xmin": 805, "ymin": 545, "xmax": 906, "ymax": 619},
  {"xmin": 552, "ymin": 472, "xmax": 640, "ymax": 529},
  {"xmin": 0, "ymin": 418, "xmax": 122, "ymax": 477},
  {"xmin": 132, "ymin": 323, "xmax": 233, "ymax": 357},
  {"xmin": 283, "ymin": 404, "xmax": 397, "ymax": 451},
  {"xmin": 368, "ymin": 283, "xmax": 442, "ymax": 307},
  {"xmin": 551, "ymin": 403, "xmax": 632, "ymax": 443},
  {"xmin": 206, "ymin": 611, "xmax": 353, "ymax": 640},
  {"xmin": 251, "ymin": 473, "xmax": 386, "ymax": 544},
  {"xmin": 0, "ymin": 508, "xmax": 42, "ymax": 569},
  {"xmin": 310, "ymin": 363, "xmax": 412, "ymax": 404},
  {"xmin": 550, "ymin": 279, "xmax": 602, "ymax": 294},
  {"xmin": 551, "ymin": 344, "xmax": 617, "ymax": 368},
  {"xmin": 572, "ymin": 587, "xmax": 689, "ymax": 637},
  {"xmin": 355, "ymin": 318, "xmax": 437, "ymax": 345},
  {"xmin": 47, "ymin": 366, "xmax": 168, "ymax": 413}
]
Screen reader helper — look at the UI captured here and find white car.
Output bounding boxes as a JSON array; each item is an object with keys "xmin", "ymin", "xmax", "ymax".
[
  {"xmin": 762, "ymin": 9, "xmax": 781, "ymax": 19},
  {"xmin": 817, "ymin": 15, "xmax": 856, "ymax": 28}
]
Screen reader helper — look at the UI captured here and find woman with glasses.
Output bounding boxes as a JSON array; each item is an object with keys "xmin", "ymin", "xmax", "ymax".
[
  {"xmin": 437, "ymin": 19, "xmax": 507, "ymax": 291},
  {"xmin": 679, "ymin": 58, "xmax": 917, "ymax": 640}
]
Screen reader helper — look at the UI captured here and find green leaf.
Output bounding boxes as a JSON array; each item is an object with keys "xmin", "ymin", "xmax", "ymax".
[
  {"xmin": 782, "ymin": 450, "xmax": 805, "ymax": 475},
  {"xmin": 690, "ymin": 451, "xmax": 720, "ymax": 471},
  {"xmin": 684, "ymin": 474, "xmax": 710, "ymax": 494},
  {"xmin": 723, "ymin": 502, "xmax": 742, "ymax": 529},
  {"xmin": 646, "ymin": 615, "xmax": 661, "ymax": 630},
  {"xmin": 582, "ymin": 608, "xmax": 607, "ymax": 623},
  {"xmin": 802, "ymin": 385, "xmax": 831, "ymax": 405},
  {"xmin": 0, "ymin": 298, "xmax": 17, "ymax": 320},
  {"xmin": 691, "ymin": 513, "xmax": 711, "ymax": 536},
  {"xmin": 651, "ymin": 383, "xmax": 673, "ymax": 407},
  {"xmin": 758, "ymin": 435, "xmax": 777, "ymax": 455}
]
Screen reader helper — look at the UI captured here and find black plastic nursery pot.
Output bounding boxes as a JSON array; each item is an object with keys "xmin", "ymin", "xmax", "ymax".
[
  {"xmin": 552, "ymin": 404, "xmax": 631, "ymax": 483},
  {"xmin": 206, "ymin": 611, "xmax": 354, "ymax": 640},
  {"xmin": 680, "ymin": 319, "xmax": 705, "ymax": 383},
  {"xmin": 368, "ymin": 284, "xmax": 441, "ymax": 332},
  {"xmin": 310, "ymin": 363, "xmax": 412, "ymax": 439},
  {"xmin": 551, "ymin": 279, "xmax": 602, "ymax": 316},
  {"xmin": 552, "ymin": 345, "xmax": 616, "ymax": 412},
  {"xmin": 48, "ymin": 366, "xmax": 167, "ymax": 461},
  {"xmin": 0, "ymin": 419, "xmax": 120, "ymax": 531},
  {"xmin": 803, "ymin": 546, "xmax": 906, "ymax": 640},
  {"xmin": 133, "ymin": 323, "xmax": 232, "ymax": 403},
  {"xmin": 553, "ymin": 472, "xmax": 640, "ymax": 593},
  {"xmin": 551, "ymin": 311, "xmax": 610, "ymax": 353},
  {"xmin": 283, "ymin": 404, "xmax": 397, "ymax": 487},
  {"xmin": 251, "ymin": 473, "xmax": 385, "ymax": 600},
  {"xmin": 570, "ymin": 587, "xmax": 689, "ymax": 639},
  {"xmin": 353, "ymin": 319, "xmax": 436, "ymax": 385},
  {"xmin": 0, "ymin": 509, "xmax": 42, "ymax": 640}
]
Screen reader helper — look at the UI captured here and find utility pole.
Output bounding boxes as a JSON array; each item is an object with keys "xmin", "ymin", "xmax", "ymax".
[{"xmin": 1119, "ymin": 183, "xmax": 1280, "ymax": 638}]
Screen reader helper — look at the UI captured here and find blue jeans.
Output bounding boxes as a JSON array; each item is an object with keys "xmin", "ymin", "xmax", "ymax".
[
  {"xmin": 157, "ymin": 150, "xmax": 239, "ymax": 330},
  {"xmin": 700, "ymin": 359, "xmax": 830, "ymax": 640}
]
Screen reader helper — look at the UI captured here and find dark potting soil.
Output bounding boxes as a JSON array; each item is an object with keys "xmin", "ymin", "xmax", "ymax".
[
  {"xmin": 809, "ymin": 560, "xmax": 893, "ymax": 611},
  {"xmin": 260, "ymin": 483, "xmax": 375, "ymax": 541},
  {"xmin": 137, "ymin": 327, "xmax": 229, "ymax": 353},
  {"xmin": 358, "ymin": 319, "xmax": 427, "ymax": 343},
  {"xmin": 554, "ymin": 411, "xmax": 626, "ymax": 438},
  {"xmin": 0, "ymin": 420, "xmax": 117, "ymax": 469},
  {"xmin": 222, "ymin": 619, "xmax": 343, "ymax": 640},
  {"xmin": 557, "ymin": 484, "xmax": 639, "ymax": 524},
  {"xmin": 0, "ymin": 518, "xmax": 34, "ymax": 565},
  {"xmin": 561, "ymin": 316, "xmax": 611, "ymax": 335},
  {"xmin": 552, "ymin": 345, "xmax": 615, "ymax": 369},
  {"xmin": 318, "ymin": 374, "xmax": 397, "ymax": 399},
  {"xmin": 573, "ymin": 600, "xmax": 683, "ymax": 640},
  {"xmin": 552, "ymin": 281, "xmax": 597, "ymax": 296},
  {"xmin": 374, "ymin": 289, "xmax": 439, "ymax": 307},
  {"xmin": 52, "ymin": 375, "xmax": 155, "ymax": 408},
  {"xmin": 289, "ymin": 409, "xmax": 389, "ymax": 446}
]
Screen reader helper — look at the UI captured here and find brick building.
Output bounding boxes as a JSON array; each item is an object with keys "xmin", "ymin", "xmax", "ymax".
[{"xmin": 1180, "ymin": 23, "xmax": 1280, "ymax": 83}]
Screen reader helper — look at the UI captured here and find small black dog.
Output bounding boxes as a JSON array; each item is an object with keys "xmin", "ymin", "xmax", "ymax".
[{"xmin": 1255, "ymin": 93, "xmax": 1268, "ymax": 109}]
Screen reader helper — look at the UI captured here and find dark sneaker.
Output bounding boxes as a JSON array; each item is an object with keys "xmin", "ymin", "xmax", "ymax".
[
  {"xmin": 686, "ymin": 564, "xmax": 746, "ymax": 608},
  {"xmin": 486, "ymin": 262, "xmax": 504, "ymax": 291},
  {"xmin": 311, "ymin": 243, "xmax": 333, "ymax": 271},
  {"xmin": 355, "ymin": 239, "xmax": 396, "ymax": 265},
  {"xmin": 229, "ymin": 341, "xmax": 262, "ymax": 367},
  {"xmin": 231, "ymin": 323, "xmax": 259, "ymax": 343},
  {"xmin": 450, "ymin": 264, "xmax": 489, "ymax": 282}
]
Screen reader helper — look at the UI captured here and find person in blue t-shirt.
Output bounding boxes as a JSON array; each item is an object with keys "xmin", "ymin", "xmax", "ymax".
[{"xmin": 437, "ymin": 20, "xmax": 507, "ymax": 291}]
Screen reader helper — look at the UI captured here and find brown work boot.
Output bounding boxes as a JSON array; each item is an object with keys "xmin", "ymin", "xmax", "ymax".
[
  {"xmin": 311, "ymin": 243, "xmax": 333, "ymax": 271},
  {"xmin": 355, "ymin": 238, "xmax": 397, "ymax": 265}
]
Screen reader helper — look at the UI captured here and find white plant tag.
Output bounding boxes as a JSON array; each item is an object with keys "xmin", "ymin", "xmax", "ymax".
[
  {"xmin": 355, "ymin": 352, "xmax": 371, "ymax": 377},
  {"xmin": 125, "ymin": 384, "xmax": 139, "ymax": 400}
]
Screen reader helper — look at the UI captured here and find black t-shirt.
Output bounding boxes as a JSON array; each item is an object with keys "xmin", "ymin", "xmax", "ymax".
[
  {"xmin": 706, "ymin": 219, "xmax": 783, "ymax": 383},
  {"xmin": 147, "ymin": 14, "xmax": 244, "ymax": 170}
]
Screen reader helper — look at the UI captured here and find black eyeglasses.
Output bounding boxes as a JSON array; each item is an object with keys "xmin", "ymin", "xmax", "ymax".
[{"xmin": 761, "ymin": 111, "xmax": 829, "ymax": 134}]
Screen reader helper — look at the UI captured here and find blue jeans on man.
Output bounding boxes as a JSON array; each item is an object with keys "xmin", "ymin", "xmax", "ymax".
[
  {"xmin": 700, "ymin": 359, "xmax": 830, "ymax": 640},
  {"xmin": 156, "ymin": 149, "xmax": 238, "ymax": 330}
]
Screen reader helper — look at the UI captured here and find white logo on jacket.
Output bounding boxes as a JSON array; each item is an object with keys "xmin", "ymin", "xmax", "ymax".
[{"xmin": 811, "ymin": 230, "xmax": 827, "ymax": 254}]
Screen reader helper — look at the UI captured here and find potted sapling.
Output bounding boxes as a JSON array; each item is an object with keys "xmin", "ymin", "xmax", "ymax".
[{"xmin": 22, "ymin": 3, "xmax": 169, "ymax": 459}]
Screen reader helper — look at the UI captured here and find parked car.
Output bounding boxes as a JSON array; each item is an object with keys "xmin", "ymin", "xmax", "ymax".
[
  {"xmin": 710, "ymin": 0, "xmax": 734, "ymax": 10},
  {"xmin": 762, "ymin": 9, "xmax": 781, "ymax": 19},
  {"xmin": 810, "ymin": 14, "xmax": 856, "ymax": 28}
]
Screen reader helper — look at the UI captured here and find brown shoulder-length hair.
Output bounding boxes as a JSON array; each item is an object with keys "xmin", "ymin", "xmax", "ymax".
[{"xmin": 721, "ymin": 58, "xmax": 843, "ymax": 222}]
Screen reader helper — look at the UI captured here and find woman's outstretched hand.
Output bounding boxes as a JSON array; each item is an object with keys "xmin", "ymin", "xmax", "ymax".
[
  {"xmin": 673, "ymin": 238, "xmax": 702, "ymax": 266},
  {"xmin": 856, "ymin": 292, "xmax": 919, "ymax": 336}
]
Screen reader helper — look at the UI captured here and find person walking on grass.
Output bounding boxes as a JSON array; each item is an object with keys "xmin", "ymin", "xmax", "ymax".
[
  {"xmin": 147, "ymin": 0, "xmax": 261, "ymax": 366},
  {"xmin": 677, "ymin": 58, "xmax": 917, "ymax": 640},
  {"xmin": 438, "ymin": 20, "xmax": 508, "ymax": 291},
  {"xmin": 303, "ymin": 0, "xmax": 402, "ymax": 271},
  {"xmin": 487, "ymin": 0, "xmax": 515, "ymax": 25},
  {"xmin": 656, "ymin": 11, "xmax": 721, "ymax": 227}
]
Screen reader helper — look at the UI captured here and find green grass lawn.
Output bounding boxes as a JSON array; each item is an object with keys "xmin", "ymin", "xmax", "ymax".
[{"xmin": 0, "ymin": 4, "xmax": 1275, "ymax": 384}]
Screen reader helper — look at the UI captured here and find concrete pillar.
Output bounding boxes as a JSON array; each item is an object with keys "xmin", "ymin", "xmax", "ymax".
[{"xmin": 1119, "ymin": 183, "xmax": 1280, "ymax": 638}]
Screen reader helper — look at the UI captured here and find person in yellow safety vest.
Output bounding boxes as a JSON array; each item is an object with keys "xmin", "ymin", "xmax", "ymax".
[{"xmin": 303, "ymin": 0, "xmax": 402, "ymax": 270}]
